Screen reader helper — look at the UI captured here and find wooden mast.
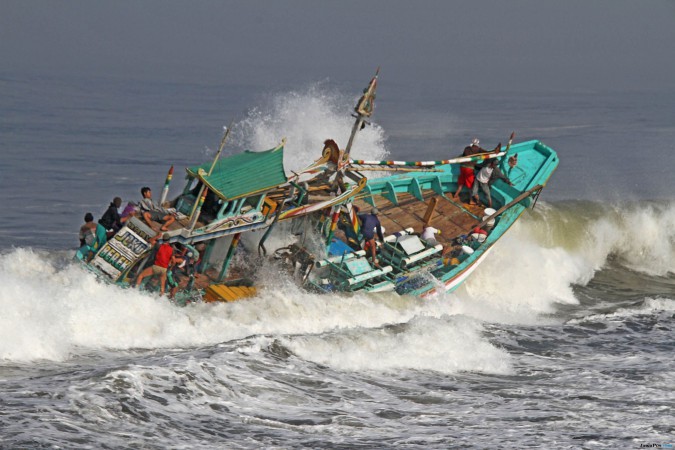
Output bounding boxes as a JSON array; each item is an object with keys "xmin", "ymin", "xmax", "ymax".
[{"xmin": 187, "ymin": 123, "xmax": 233, "ymax": 231}]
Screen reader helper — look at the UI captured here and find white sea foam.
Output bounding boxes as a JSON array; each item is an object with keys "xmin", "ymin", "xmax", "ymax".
[
  {"xmin": 282, "ymin": 314, "xmax": 513, "ymax": 375},
  {"xmin": 606, "ymin": 203, "xmax": 675, "ymax": 276},
  {"xmin": 0, "ymin": 248, "xmax": 451, "ymax": 362},
  {"xmin": 532, "ymin": 200, "xmax": 675, "ymax": 277},
  {"xmin": 0, "ymin": 246, "xmax": 514, "ymax": 375},
  {"xmin": 451, "ymin": 200, "xmax": 675, "ymax": 324},
  {"xmin": 568, "ymin": 296, "xmax": 675, "ymax": 324},
  {"xmin": 4, "ymin": 200, "xmax": 673, "ymax": 363},
  {"xmin": 233, "ymin": 82, "xmax": 388, "ymax": 173}
]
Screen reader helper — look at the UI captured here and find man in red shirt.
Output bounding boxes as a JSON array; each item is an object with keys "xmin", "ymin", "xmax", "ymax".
[
  {"xmin": 135, "ymin": 233, "xmax": 175, "ymax": 296},
  {"xmin": 453, "ymin": 138, "xmax": 485, "ymax": 202}
]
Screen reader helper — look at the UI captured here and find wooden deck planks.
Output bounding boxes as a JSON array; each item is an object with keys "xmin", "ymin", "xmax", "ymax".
[{"xmin": 354, "ymin": 189, "xmax": 487, "ymax": 244}]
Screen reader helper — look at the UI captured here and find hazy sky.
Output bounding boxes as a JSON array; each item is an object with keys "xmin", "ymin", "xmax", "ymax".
[{"xmin": 2, "ymin": 0, "xmax": 675, "ymax": 91}]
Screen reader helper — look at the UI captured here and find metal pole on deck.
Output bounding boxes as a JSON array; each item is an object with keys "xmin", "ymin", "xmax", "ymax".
[
  {"xmin": 199, "ymin": 239, "xmax": 215, "ymax": 273},
  {"xmin": 344, "ymin": 118, "xmax": 364, "ymax": 159},
  {"xmin": 209, "ymin": 122, "xmax": 233, "ymax": 177}
]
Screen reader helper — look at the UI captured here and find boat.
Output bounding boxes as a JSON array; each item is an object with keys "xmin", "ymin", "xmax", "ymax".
[
  {"xmin": 303, "ymin": 139, "xmax": 557, "ymax": 297},
  {"xmin": 76, "ymin": 71, "xmax": 558, "ymax": 303}
]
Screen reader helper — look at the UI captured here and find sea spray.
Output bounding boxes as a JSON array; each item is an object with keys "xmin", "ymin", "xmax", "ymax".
[
  {"xmin": 232, "ymin": 82, "xmax": 389, "ymax": 173},
  {"xmin": 0, "ymin": 249, "xmax": 459, "ymax": 362},
  {"xmin": 4, "ymin": 199, "xmax": 674, "ymax": 363}
]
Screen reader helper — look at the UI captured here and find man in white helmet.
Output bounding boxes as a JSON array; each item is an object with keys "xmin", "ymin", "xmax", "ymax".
[{"xmin": 453, "ymin": 138, "xmax": 486, "ymax": 201}]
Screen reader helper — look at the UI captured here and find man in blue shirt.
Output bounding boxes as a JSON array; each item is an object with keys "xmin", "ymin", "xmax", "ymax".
[{"xmin": 357, "ymin": 208, "xmax": 385, "ymax": 267}]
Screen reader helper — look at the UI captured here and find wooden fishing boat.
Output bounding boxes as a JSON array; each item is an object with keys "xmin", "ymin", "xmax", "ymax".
[
  {"xmin": 299, "ymin": 139, "xmax": 558, "ymax": 297},
  {"xmin": 80, "ymin": 140, "xmax": 367, "ymax": 304},
  {"xmin": 77, "ymin": 70, "xmax": 558, "ymax": 302},
  {"xmin": 265, "ymin": 71, "xmax": 558, "ymax": 298}
]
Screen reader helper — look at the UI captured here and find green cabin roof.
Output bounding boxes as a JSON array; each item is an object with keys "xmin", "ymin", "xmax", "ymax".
[{"xmin": 187, "ymin": 144, "xmax": 287, "ymax": 200}]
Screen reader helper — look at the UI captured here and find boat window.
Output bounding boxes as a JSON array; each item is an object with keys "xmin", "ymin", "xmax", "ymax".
[
  {"xmin": 176, "ymin": 178, "xmax": 200, "ymax": 215},
  {"xmin": 219, "ymin": 201, "xmax": 234, "ymax": 217},
  {"xmin": 242, "ymin": 195, "xmax": 262, "ymax": 211},
  {"xmin": 217, "ymin": 198, "xmax": 237, "ymax": 216}
]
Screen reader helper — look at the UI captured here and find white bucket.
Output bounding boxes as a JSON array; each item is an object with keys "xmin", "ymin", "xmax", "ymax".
[
  {"xmin": 483, "ymin": 207, "xmax": 497, "ymax": 216},
  {"xmin": 461, "ymin": 245, "xmax": 474, "ymax": 255},
  {"xmin": 482, "ymin": 215, "xmax": 495, "ymax": 227}
]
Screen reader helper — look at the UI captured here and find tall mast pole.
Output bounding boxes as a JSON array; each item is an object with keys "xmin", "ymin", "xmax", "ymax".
[
  {"xmin": 208, "ymin": 120, "xmax": 234, "ymax": 176},
  {"xmin": 187, "ymin": 122, "xmax": 234, "ymax": 232}
]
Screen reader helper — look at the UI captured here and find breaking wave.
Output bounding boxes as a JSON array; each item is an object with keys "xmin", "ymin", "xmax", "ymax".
[
  {"xmin": 458, "ymin": 199, "xmax": 675, "ymax": 320},
  {"xmin": 1, "ymin": 199, "xmax": 673, "ymax": 366}
]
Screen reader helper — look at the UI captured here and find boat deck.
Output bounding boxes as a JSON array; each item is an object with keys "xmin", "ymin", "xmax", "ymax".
[
  {"xmin": 142, "ymin": 214, "xmax": 205, "ymax": 234},
  {"xmin": 353, "ymin": 191, "xmax": 488, "ymax": 248}
]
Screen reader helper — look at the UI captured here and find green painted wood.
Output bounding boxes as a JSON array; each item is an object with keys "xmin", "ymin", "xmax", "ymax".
[{"xmin": 187, "ymin": 145, "xmax": 287, "ymax": 201}]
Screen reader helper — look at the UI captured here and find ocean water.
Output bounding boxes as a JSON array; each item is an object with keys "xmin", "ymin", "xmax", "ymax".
[{"xmin": 1, "ymin": 72, "xmax": 675, "ymax": 449}]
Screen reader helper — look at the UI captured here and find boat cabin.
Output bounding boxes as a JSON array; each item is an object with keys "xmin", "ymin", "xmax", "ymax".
[{"xmin": 172, "ymin": 143, "xmax": 287, "ymax": 237}]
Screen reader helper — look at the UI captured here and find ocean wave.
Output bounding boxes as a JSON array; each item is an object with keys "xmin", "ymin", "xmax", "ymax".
[
  {"xmin": 0, "ymin": 249, "xmax": 458, "ymax": 362},
  {"xmin": 567, "ymin": 296, "xmax": 675, "ymax": 324},
  {"xmin": 524, "ymin": 199, "xmax": 675, "ymax": 277},
  {"xmin": 281, "ymin": 315, "xmax": 513, "ymax": 375},
  {"xmin": 2, "ymin": 199, "xmax": 673, "ymax": 363}
]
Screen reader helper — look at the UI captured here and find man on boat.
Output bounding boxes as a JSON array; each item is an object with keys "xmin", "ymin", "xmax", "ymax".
[
  {"xmin": 99, "ymin": 196, "xmax": 134, "ymax": 238},
  {"xmin": 421, "ymin": 225, "xmax": 441, "ymax": 246},
  {"xmin": 453, "ymin": 138, "xmax": 485, "ymax": 202},
  {"xmin": 77, "ymin": 212, "xmax": 107, "ymax": 262},
  {"xmin": 357, "ymin": 208, "xmax": 385, "ymax": 267},
  {"xmin": 139, "ymin": 187, "xmax": 176, "ymax": 232},
  {"xmin": 135, "ymin": 233, "xmax": 175, "ymax": 296},
  {"xmin": 471, "ymin": 159, "xmax": 513, "ymax": 208}
]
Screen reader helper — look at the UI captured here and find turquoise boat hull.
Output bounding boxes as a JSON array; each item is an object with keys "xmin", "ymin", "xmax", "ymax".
[{"xmin": 356, "ymin": 140, "xmax": 559, "ymax": 297}]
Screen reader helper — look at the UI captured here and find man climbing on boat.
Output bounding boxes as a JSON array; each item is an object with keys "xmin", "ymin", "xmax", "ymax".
[
  {"xmin": 139, "ymin": 186, "xmax": 176, "ymax": 232},
  {"xmin": 77, "ymin": 212, "xmax": 107, "ymax": 262},
  {"xmin": 453, "ymin": 138, "xmax": 485, "ymax": 202},
  {"xmin": 135, "ymin": 233, "xmax": 175, "ymax": 296}
]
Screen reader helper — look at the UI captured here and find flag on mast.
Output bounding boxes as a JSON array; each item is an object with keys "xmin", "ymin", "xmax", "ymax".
[{"xmin": 355, "ymin": 68, "xmax": 379, "ymax": 118}]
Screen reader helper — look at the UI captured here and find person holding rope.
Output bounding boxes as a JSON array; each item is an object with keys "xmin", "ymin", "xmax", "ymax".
[{"xmin": 471, "ymin": 159, "xmax": 513, "ymax": 208}]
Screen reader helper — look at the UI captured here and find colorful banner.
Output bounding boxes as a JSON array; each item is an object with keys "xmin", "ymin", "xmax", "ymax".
[
  {"xmin": 349, "ymin": 150, "xmax": 506, "ymax": 168},
  {"xmin": 90, "ymin": 218, "xmax": 154, "ymax": 281}
]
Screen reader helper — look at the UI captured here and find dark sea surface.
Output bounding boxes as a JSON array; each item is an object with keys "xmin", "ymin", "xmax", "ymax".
[{"xmin": 1, "ymin": 72, "xmax": 674, "ymax": 449}]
